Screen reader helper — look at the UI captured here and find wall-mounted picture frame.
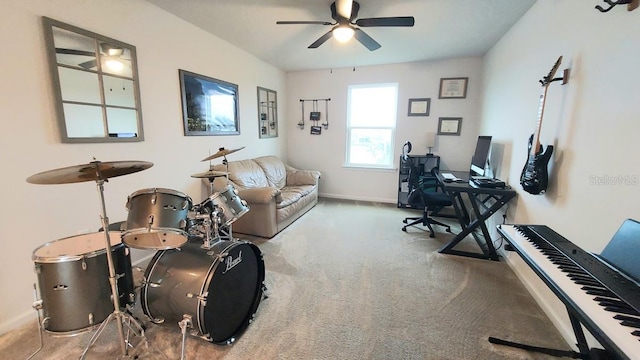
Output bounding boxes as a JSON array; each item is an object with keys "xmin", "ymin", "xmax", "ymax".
[
  {"xmin": 437, "ymin": 117, "xmax": 462, "ymax": 136},
  {"xmin": 407, "ymin": 98, "xmax": 430, "ymax": 116},
  {"xmin": 179, "ymin": 69, "xmax": 240, "ymax": 136},
  {"xmin": 439, "ymin": 77, "xmax": 468, "ymax": 99}
]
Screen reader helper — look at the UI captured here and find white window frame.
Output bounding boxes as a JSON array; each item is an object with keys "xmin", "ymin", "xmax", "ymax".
[{"xmin": 345, "ymin": 83, "xmax": 398, "ymax": 169}]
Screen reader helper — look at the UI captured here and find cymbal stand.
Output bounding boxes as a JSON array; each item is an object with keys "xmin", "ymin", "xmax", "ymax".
[{"xmin": 80, "ymin": 178, "xmax": 146, "ymax": 359}]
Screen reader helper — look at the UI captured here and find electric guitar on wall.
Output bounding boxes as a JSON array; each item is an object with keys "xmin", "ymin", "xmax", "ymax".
[{"xmin": 520, "ymin": 56, "xmax": 562, "ymax": 195}]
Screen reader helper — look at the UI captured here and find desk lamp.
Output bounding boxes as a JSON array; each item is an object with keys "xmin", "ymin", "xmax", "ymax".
[{"xmin": 425, "ymin": 132, "xmax": 436, "ymax": 155}]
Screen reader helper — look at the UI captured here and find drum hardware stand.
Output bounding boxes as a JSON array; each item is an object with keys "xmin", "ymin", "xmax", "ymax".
[
  {"xmin": 178, "ymin": 315, "xmax": 193, "ymax": 360},
  {"xmin": 81, "ymin": 178, "xmax": 147, "ymax": 359},
  {"xmin": 27, "ymin": 284, "xmax": 44, "ymax": 360}
]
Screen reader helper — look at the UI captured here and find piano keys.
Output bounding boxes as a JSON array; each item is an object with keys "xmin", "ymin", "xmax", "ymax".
[{"xmin": 498, "ymin": 223, "xmax": 640, "ymax": 360}]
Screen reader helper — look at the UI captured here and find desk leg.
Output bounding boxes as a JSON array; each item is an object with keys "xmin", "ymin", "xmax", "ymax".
[{"xmin": 439, "ymin": 192, "xmax": 513, "ymax": 261}]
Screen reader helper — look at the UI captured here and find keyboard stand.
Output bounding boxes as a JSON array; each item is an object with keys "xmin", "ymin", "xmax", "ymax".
[
  {"xmin": 493, "ymin": 225, "xmax": 622, "ymax": 359},
  {"xmin": 489, "ymin": 308, "xmax": 596, "ymax": 359}
]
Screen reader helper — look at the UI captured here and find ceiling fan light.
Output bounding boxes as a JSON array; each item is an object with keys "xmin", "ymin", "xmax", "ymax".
[
  {"xmin": 333, "ymin": 26, "xmax": 354, "ymax": 43},
  {"xmin": 105, "ymin": 58, "xmax": 124, "ymax": 72}
]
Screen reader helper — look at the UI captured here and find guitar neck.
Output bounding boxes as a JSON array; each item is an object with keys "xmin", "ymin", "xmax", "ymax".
[{"xmin": 531, "ymin": 85, "xmax": 550, "ymax": 156}]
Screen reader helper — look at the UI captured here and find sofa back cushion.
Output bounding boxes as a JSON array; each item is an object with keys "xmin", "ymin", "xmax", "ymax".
[
  {"xmin": 216, "ymin": 159, "xmax": 269, "ymax": 189},
  {"xmin": 253, "ymin": 156, "xmax": 287, "ymax": 189}
]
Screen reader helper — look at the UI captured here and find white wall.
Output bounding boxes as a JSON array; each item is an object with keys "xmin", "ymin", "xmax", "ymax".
[
  {"xmin": 285, "ymin": 58, "xmax": 483, "ymax": 203},
  {"xmin": 481, "ymin": 0, "xmax": 640, "ymax": 349},
  {"xmin": 0, "ymin": 0, "xmax": 286, "ymax": 333}
]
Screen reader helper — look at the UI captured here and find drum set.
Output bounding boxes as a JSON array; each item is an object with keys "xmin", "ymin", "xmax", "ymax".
[{"xmin": 25, "ymin": 148, "xmax": 265, "ymax": 360}]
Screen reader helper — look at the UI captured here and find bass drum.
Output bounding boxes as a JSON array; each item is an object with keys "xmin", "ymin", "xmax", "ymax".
[{"xmin": 141, "ymin": 239, "xmax": 265, "ymax": 344}]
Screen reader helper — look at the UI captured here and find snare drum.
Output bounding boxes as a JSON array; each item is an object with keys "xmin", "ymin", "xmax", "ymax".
[
  {"xmin": 141, "ymin": 239, "xmax": 264, "ymax": 344},
  {"xmin": 123, "ymin": 188, "xmax": 192, "ymax": 250},
  {"xmin": 32, "ymin": 232, "xmax": 134, "ymax": 336},
  {"xmin": 206, "ymin": 184, "xmax": 250, "ymax": 226}
]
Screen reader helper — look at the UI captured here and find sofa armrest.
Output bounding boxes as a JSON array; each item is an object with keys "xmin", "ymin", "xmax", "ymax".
[
  {"xmin": 285, "ymin": 166, "xmax": 321, "ymax": 186},
  {"xmin": 238, "ymin": 187, "xmax": 281, "ymax": 204}
]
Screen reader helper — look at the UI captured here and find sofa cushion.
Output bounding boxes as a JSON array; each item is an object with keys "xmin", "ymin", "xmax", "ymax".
[
  {"xmin": 253, "ymin": 156, "xmax": 287, "ymax": 189},
  {"xmin": 277, "ymin": 185, "xmax": 316, "ymax": 208},
  {"xmin": 221, "ymin": 159, "xmax": 269, "ymax": 189}
]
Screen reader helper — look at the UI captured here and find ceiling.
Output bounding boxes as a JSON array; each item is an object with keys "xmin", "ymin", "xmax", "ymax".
[{"xmin": 146, "ymin": 0, "xmax": 536, "ymax": 72}]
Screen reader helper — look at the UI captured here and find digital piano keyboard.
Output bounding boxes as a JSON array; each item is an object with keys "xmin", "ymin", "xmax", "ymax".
[{"xmin": 498, "ymin": 224, "xmax": 640, "ymax": 359}]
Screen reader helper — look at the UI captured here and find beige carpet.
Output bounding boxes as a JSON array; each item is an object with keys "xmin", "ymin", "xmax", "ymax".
[{"xmin": 0, "ymin": 198, "xmax": 571, "ymax": 359}]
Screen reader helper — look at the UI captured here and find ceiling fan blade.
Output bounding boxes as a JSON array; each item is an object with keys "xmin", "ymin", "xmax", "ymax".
[
  {"xmin": 355, "ymin": 16, "xmax": 415, "ymax": 27},
  {"xmin": 308, "ymin": 31, "xmax": 334, "ymax": 49},
  {"xmin": 55, "ymin": 48, "xmax": 95, "ymax": 57},
  {"xmin": 78, "ymin": 59, "xmax": 97, "ymax": 69},
  {"xmin": 277, "ymin": 21, "xmax": 333, "ymax": 25},
  {"xmin": 354, "ymin": 28, "xmax": 381, "ymax": 51}
]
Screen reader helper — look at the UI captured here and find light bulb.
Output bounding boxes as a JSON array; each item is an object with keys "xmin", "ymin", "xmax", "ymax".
[
  {"xmin": 333, "ymin": 26, "xmax": 354, "ymax": 43},
  {"xmin": 105, "ymin": 58, "xmax": 124, "ymax": 72}
]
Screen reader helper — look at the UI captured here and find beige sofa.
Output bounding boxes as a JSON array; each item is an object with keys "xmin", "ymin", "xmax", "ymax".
[{"xmin": 209, "ymin": 155, "xmax": 321, "ymax": 238}]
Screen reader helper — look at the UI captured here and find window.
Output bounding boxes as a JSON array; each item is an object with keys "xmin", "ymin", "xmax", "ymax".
[{"xmin": 346, "ymin": 83, "xmax": 398, "ymax": 168}]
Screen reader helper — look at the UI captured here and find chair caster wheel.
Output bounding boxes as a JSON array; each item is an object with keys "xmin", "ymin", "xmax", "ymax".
[
  {"xmin": 429, "ymin": 233, "xmax": 435, "ymax": 238},
  {"xmin": 402, "ymin": 227, "xmax": 407, "ymax": 232},
  {"xmin": 446, "ymin": 228, "xmax": 451, "ymax": 233},
  {"xmin": 402, "ymin": 219, "xmax": 408, "ymax": 224}
]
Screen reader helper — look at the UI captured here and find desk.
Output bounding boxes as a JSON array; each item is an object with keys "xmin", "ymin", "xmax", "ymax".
[{"xmin": 437, "ymin": 171, "xmax": 516, "ymax": 261}]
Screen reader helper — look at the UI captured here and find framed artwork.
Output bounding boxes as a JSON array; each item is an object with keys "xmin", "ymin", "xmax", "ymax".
[
  {"xmin": 407, "ymin": 98, "xmax": 430, "ymax": 116},
  {"xmin": 179, "ymin": 69, "xmax": 239, "ymax": 136},
  {"xmin": 439, "ymin": 77, "xmax": 468, "ymax": 99},
  {"xmin": 437, "ymin": 117, "xmax": 462, "ymax": 136}
]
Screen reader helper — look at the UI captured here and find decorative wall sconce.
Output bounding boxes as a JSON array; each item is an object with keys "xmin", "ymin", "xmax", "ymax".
[{"xmin": 299, "ymin": 98, "xmax": 331, "ymax": 132}]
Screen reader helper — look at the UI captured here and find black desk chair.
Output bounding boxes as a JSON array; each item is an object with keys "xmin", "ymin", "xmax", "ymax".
[{"xmin": 401, "ymin": 164, "xmax": 452, "ymax": 238}]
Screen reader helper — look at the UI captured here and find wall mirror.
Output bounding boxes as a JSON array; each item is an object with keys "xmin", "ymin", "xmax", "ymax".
[
  {"xmin": 257, "ymin": 87, "xmax": 278, "ymax": 138},
  {"xmin": 43, "ymin": 17, "xmax": 144, "ymax": 143}
]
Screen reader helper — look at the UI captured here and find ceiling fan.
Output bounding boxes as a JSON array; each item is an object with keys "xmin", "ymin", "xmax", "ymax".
[
  {"xmin": 55, "ymin": 43, "xmax": 127, "ymax": 70},
  {"xmin": 276, "ymin": 0, "xmax": 415, "ymax": 51}
]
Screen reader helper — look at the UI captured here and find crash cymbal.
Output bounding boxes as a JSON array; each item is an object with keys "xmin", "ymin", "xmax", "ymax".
[
  {"xmin": 190, "ymin": 170, "xmax": 229, "ymax": 179},
  {"xmin": 201, "ymin": 146, "xmax": 245, "ymax": 161},
  {"xmin": 27, "ymin": 160, "xmax": 153, "ymax": 185}
]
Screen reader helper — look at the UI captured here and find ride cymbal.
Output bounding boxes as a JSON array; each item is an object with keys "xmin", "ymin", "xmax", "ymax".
[
  {"xmin": 27, "ymin": 160, "xmax": 153, "ymax": 184},
  {"xmin": 201, "ymin": 146, "xmax": 245, "ymax": 161},
  {"xmin": 190, "ymin": 170, "xmax": 229, "ymax": 179}
]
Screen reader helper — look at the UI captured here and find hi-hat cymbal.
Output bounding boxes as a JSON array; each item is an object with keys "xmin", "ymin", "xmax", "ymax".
[
  {"xmin": 201, "ymin": 146, "xmax": 245, "ymax": 161},
  {"xmin": 190, "ymin": 170, "xmax": 229, "ymax": 179},
  {"xmin": 27, "ymin": 160, "xmax": 153, "ymax": 185}
]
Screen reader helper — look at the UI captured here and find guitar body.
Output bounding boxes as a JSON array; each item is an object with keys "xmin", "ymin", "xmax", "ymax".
[{"xmin": 520, "ymin": 134, "xmax": 554, "ymax": 194}]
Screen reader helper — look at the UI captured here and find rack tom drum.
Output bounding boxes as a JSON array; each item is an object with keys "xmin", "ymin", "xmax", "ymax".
[
  {"xmin": 206, "ymin": 185, "xmax": 250, "ymax": 227},
  {"xmin": 123, "ymin": 188, "xmax": 192, "ymax": 250}
]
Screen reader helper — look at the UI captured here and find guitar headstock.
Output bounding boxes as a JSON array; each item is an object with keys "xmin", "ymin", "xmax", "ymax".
[{"xmin": 539, "ymin": 56, "xmax": 563, "ymax": 87}]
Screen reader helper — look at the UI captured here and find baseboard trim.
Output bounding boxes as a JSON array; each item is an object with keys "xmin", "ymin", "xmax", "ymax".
[{"xmin": 318, "ymin": 192, "xmax": 396, "ymax": 205}]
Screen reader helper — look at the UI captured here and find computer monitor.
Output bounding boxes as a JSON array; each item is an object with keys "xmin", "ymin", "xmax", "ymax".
[{"xmin": 470, "ymin": 136, "xmax": 492, "ymax": 177}]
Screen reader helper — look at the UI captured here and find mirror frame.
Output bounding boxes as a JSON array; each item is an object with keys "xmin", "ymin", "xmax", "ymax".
[
  {"xmin": 257, "ymin": 86, "xmax": 278, "ymax": 139},
  {"xmin": 43, "ymin": 17, "xmax": 144, "ymax": 143}
]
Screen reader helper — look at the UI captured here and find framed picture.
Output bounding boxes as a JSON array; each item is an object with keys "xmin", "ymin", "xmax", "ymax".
[
  {"xmin": 437, "ymin": 117, "xmax": 462, "ymax": 136},
  {"xmin": 439, "ymin": 77, "xmax": 468, "ymax": 99},
  {"xmin": 179, "ymin": 69, "xmax": 240, "ymax": 136},
  {"xmin": 407, "ymin": 98, "xmax": 430, "ymax": 116}
]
